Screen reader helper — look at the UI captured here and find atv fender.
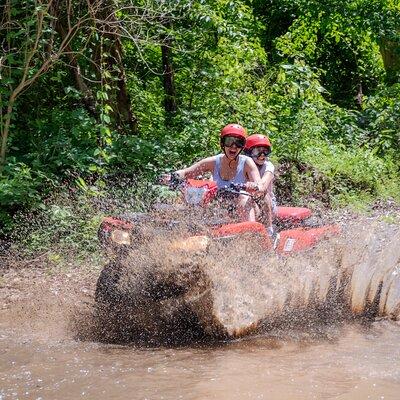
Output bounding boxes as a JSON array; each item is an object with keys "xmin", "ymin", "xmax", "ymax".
[{"xmin": 276, "ymin": 225, "xmax": 340, "ymax": 253}]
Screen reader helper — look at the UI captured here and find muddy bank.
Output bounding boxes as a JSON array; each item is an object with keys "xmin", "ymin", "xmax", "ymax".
[{"xmin": 0, "ymin": 254, "xmax": 101, "ymax": 344}]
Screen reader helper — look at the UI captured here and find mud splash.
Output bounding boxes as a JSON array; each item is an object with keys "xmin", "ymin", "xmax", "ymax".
[
  {"xmin": 1, "ymin": 216, "xmax": 400, "ymax": 399},
  {"xmin": 91, "ymin": 218, "xmax": 400, "ymax": 343}
]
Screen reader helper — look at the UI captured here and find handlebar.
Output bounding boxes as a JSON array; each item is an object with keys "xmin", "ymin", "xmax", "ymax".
[
  {"xmin": 217, "ymin": 183, "xmax": 252, "ymax": 197},
  {"xmin": 169, "ymin": 173, "xmax": 185, "ymax": 189},
  {"xmin": 157, "ymin": 173, "xmax": 185, "ymax": 189}
]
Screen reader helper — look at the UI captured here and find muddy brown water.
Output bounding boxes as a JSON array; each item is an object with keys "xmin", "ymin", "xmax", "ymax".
[
  {"xmin": 1, "ymin": 320, "xmax": 400, "ymax": 399},
  {"xmin": 1, "ymin": 218, "xmax": 400, "ymax": 399}
]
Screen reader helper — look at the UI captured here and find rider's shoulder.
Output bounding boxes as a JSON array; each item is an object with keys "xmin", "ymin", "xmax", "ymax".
[
  {"xmin": 198, "ymin": 155, "xmax": 218, "ymax": 167},
  {"xmin": 264, "ymin": 160, "xmax": 275, "ymax": 171},
  {"xmin": 243, "ymin": 155, "xmax": 257, "ymax": 167},
  {"xmin": 204, "ymin": 155, "xmax": 219, "ymax": 162}
]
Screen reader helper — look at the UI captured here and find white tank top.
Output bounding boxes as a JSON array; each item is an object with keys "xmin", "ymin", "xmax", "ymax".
[{"xmin": 212, "ymin": 154, "xmax": 247, "ymax": 189}]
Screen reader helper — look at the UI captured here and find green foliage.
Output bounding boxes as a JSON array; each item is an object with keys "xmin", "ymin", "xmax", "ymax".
[
  {"xmin": 304, "ymin": 141, "xmax": 400, "ymax": 205},
  {"xmin": 275, "ymin": 138, "xmax": 399, "ymax": 209},
  {"xmin": 361, "ymin": 84, "xmax": 400, "ymax": 158},
  {"xmin": 19, "ymin": 107, "xmax": 101, "ymax": 174},
  {"xmin": 0, "ymin": 161, "xmax": 43, "ymax": 207},
  {"xmin": 120, "ymin": 0, "xmax": 273, "ymax": 168},
  {"xmin": 254, "ymin": 0, "xmax": 399, "ymax": 106},
  {"xmin": 8, "ymin": 174, "xmax": 164, "ymax": 256},
  {"xmin": 268, "ymin": 61, "xmax": 328, "ymax": 160},
  {"xmin": 0, "ymin": 160, "xmax": 45, "ymax": 232},
  {"xmin": 11, "ymin": 191, "xmax": 102, "ymax": 256}
]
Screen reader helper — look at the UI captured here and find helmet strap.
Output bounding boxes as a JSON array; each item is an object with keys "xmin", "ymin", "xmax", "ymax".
[{"xmin": 235, "ymin": 148, "xmax": 243, "ymax": 161}]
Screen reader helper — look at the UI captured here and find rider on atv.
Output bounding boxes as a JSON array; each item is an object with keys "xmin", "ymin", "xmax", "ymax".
[
  {"xmin": 244, "ymin": 134, "xmax": 276, "ymax": 234},
  {"xmin": 162, "ymin": 124, "xmax": 261, "ymax": 222}
]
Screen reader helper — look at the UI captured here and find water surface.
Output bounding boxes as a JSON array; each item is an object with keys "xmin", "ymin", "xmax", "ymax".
[{"xmin": 1, "ymin": 320, "xmax": 400, "ymax": 399}]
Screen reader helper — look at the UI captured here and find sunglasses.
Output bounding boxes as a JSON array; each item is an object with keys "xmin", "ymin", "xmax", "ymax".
[
  {"xmin": 250, "ymin": 146, "xmax": 271, "ymax": 158},
  {"xmin": 222, "ymin": 136, "xmax": 245, "ymax": 149}
]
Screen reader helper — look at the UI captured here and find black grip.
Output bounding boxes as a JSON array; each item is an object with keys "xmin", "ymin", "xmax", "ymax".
[
  {"xmin": 169, "ymin": 172, "xmax": 184, "ymax": 189},
  {"xmin": 229, "ymin": 182, "xmax": 246, "ymax": 191}
]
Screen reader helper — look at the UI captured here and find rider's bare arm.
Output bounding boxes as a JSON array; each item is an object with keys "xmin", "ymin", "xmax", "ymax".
[
  {"xmin": 243, "ymin": 158, "xmax": 261, "ymax": 192},
  {"xmin": 259, "ymin": 171, "xmax": 274, "ymax": 193},
  {"xmin": 258, "ymin": 161, "xmax": 274, "ymax": 193},
  {"xmin": 175, "ymin": 156, "xmax": 216, "ymax": 179}
]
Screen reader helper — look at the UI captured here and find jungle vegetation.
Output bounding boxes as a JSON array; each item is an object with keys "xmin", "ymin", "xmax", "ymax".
[{"xmin": 1, "ymin": 0, "xmax": 399, "ymax": 242}]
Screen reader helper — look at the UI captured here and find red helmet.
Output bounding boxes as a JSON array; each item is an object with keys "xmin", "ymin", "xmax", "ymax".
[
  {"xmin": 220, "ymin": 124, "xmax": 247, "ymax": 140},
  {"xmin": 244, "ymin": 134, "xmax": 271, "ymax": 152}
]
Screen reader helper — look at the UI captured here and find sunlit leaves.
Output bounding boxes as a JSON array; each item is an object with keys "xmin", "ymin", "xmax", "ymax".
[{"xmin": 255, "ymin": 0, "xmax": 398, "ymax": 106}]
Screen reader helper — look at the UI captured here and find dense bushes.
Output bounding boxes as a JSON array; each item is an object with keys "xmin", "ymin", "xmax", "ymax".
[{"xmin": 0, "ymin": 161, "xmax": 45, "ymax": 232}]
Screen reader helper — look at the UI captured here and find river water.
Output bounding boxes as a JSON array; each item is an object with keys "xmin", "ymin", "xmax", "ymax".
[
  {"xmin": 1, "ymin": 319, "xmax": 400, "ymax": 399},
  {"xmin": 1, "ymin": 218, "xmax": 400, "ymax": 399}
]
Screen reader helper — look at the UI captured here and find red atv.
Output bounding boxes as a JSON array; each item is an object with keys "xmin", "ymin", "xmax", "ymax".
[
  {"xmin": 98, "ymin": 178, "xmax": 339, "ymax": 255},
  {"xmin": 95, "ymin": 178, "xmax": 341, "ymax": 343}
]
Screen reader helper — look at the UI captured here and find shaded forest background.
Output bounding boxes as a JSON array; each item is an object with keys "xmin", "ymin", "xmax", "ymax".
[{"xmin": 1, "ymin": 0, "xmax": 399, "ymax": 245}]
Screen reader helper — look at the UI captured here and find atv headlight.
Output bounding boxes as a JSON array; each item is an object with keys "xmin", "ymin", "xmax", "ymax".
[{"xmin": 110, "ymin": 229, "xmax": 131, "ymax": 245}]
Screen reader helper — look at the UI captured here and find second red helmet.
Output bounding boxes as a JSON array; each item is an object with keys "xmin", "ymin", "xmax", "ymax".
[{"xmin": 244, "ymin": 134, "xmax": 272, "ymax": 152}]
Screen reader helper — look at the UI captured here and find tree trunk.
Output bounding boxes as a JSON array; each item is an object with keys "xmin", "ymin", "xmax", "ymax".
[
  {"xmin": 380, "ymin": 39, "xmax": 400, "ymax": 84},
  {"xmin": 356, "ymin": 83, "xmax": 363, "ymax": 109},
  {"xmin": 109, "ymin": 36, "xmax": 138, "ymax": 133},
  {"xmin": 162, "ymin": 39, "xmax": 177, "ymax": 116},
  {"xmin": 53, "ymin": 21, "xmax": 98, "ymax": 118},
  {"xmin": 161, "ymin": 16, "xmax": 177, "ymax": 126},
  {"xmin": 0, "ymin": 101, "xmax": 15, "ymax": 170},
  {"xmin": 90, "ymin": 0, "xmax": 138, "ymax": 134}
]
